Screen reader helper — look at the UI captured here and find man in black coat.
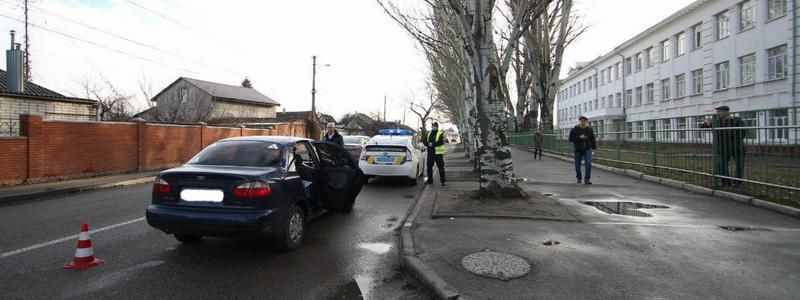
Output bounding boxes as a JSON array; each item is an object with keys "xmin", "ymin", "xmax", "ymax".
[
  {"xmin": 702, "ymin": 105, "xmax": 746, "ymax": 186},
  {"xmin": 568, "ymin": 116, "xmax": 597, "ymax": 184},
  {"xmin": 322, "ymin": 122, "xmax": 344, "ymax": 147}
]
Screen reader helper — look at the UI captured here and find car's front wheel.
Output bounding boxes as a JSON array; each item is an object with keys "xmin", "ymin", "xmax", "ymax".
[
  {"xmin": 276, "ymin": 205, "xmax": 304, "ymax": 251},
  {"xmin": 174, "ymin": 234, "xmax": 202, "ymax": 243}
]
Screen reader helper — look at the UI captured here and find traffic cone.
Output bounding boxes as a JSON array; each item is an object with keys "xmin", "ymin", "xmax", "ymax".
[{"xmin": 63, "ymin": 223, "xmax": 104, "ymax": 270}]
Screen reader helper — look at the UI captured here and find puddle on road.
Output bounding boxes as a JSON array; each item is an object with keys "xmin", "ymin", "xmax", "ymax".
[
  {"xmin": 359, "ymin": 242, "xmax": 392, "ymax": 254},
  {"xmin": 403, "ymin": 194, "xmax": 415, "ymax": 199},
  {"xmin": 581, "ymin": 201, "xmax": 669, "ymax": 217}
]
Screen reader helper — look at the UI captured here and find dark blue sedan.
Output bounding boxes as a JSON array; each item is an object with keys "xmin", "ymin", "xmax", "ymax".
[{"xmin": 146, "ymin": 136, "xmax": 364, "ymax": 250}]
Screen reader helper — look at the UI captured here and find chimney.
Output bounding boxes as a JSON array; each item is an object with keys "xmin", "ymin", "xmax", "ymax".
[{"xmin": 6, "ymin": 30, "xmax": 25, "ymax": 93}]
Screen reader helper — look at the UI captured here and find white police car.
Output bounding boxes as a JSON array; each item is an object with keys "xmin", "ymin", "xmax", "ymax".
[{"xmin": 359, "ymin": 129, "xmax": 426, "ymax": 185}]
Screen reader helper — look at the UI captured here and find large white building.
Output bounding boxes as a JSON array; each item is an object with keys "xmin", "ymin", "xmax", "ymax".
[{"xmin": 556, "ymin": 0, "xmax": 797, "ymax": 142}]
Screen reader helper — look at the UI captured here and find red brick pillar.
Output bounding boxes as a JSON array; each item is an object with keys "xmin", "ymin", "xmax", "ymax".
[
  {"xmin": 20, "ymin": 114, "xmax": 43, "ymax": 182},
  {"xmin": 240, "ymin": 125, "xmax": 245, "ymax": 136},
  {"xmin": 198, "ymin": 122, "xmax": 207, "ymax": 149},
  {"xmin": 133, "ymin": 118, "xmax": 147, "ymax": 171}
]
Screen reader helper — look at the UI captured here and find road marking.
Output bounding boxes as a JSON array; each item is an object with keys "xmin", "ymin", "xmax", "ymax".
[{"xmin": 0, "ymin": 217, "xmax": 145, "ymax": 259}]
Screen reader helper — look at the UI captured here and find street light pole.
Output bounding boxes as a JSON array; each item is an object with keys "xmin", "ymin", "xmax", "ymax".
[
  {"xmin": 311, "ymin": 55, "xmax": 317, "ymax": 115},
  {"xmin": 383, "ymin": 95, "xmax": 387, "ymax": 122}
]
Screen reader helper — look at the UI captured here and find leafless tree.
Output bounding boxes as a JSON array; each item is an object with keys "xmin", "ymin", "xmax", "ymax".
[
  {"xmin": 407, "ymin": 87, "xmax": 440, "ymax": 138},
  {"xmin": 75, "ymin": 77, "xmax": 134, "ymax": 121}
]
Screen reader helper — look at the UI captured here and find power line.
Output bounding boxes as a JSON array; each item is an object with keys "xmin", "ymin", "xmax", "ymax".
[
  {"xmin": 122, "ymin": 0, "xmax": 242, "ymax": 52},
  {"xmin": 0, "ymin": 0, "xmax": 242, "ymax": 77},
  {"xmin": 0, "ymin": 12, "xmax": 222, "ymax": 80}
]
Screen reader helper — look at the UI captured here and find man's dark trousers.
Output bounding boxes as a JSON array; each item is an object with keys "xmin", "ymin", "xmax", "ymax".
[
  {"xmin": 574, "ymin": 148, "xmax": 592, "ymax": 182},
  {"xmin": 426, "ymin": 152, "xmax": 445, "ymax": 183}
]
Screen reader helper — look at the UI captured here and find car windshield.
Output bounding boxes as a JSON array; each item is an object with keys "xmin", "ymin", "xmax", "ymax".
[
  {"xmin": 187, "ymin": 141, "xmax": 284, "ymax": 167},
  {"xmin": 343, "ymin": 136, "xmax": 365, "ymax": 144}
]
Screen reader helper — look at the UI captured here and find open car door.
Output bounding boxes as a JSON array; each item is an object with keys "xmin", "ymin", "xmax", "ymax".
[{"xmin": 312, "ymin": 142, "xmax": 364, "ymax": 213}]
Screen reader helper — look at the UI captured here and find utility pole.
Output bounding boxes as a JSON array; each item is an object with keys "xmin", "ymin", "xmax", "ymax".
[
  {"xmin": 24, "ymin": 0, "xmax": 30, "ymax": 80},
  {"xmin": 383, "ymin": 96, "xmax": 387, "ymax": 122},
  {"xmin": 311, "ymin": 55, "xmax": 317, "ymax": 115}
]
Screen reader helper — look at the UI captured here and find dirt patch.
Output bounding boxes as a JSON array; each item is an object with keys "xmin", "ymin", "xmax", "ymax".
[{"xmin": 432, "ymin": 189, "xmax": 579, "ymax": 221}]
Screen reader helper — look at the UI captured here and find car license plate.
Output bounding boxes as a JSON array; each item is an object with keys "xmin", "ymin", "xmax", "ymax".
[
  {"xmin": 376, "ymin": 155, "xmax": 395, "ymax": 164},
  {"xmin": 181, "ymin": 189, "xmax": 224, "ymax": 202}
]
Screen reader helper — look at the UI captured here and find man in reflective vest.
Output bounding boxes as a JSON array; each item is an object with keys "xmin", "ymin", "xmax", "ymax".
[{"xmin": 424, "ymin": 122, "xmax": 446, "ymax": 186}]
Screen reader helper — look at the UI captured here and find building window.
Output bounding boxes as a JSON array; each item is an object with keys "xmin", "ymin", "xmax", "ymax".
[
  {"xmin": 615, "ymin": 93, "xmax": 622, "ymax": 108},
  {"xmin": 768, "ymin": 0, "xmax": 787, "ymax": 20},
  {"xmin": 636, "ymin": 121, "xmax": 644, "ymax": 139},
  {"xmin": 715, "ymin": 61, "xmax": 729, "ymax": 90},
  {"xmin": 739, "ymin": 0, "xmax": 756, "ymax": 31},
  {"xmin": 179, "ymin": 88, "xmax": 188, "ymax": 103},
  {"xmin": 767, "ymin": 45, "xmax": 787, "ymax": 80},
  {"xmin": 692, "ymin": 23, "xmax": 702, "ymax": 49},
  {"xmin": 646, "ymin": 83, "xmax": 655, "ymax": 103},
  {"xmin": 661, "ymin": 79, "xmax": 671, "ymax": 100},
  {"xmin": 676, "ymin": 74, "xmax": 686, "ymax": 98},
  {"xmin": 600, "ymin": 96, "xmax": 606, "ymax": 108},
  {"xmin": 624, "ymin": 89, "xmax": 632, "ymax": 107},
  {"xmin": 635, "ymin": 86, "xmax": 643, "ymax": 106},
  {"xmin": 646, "ymin": 47, "xmax": 655, "ymax": 67},
  {"xmin": 659, "ymin": 119, "xmax": 672, "ymax": 141},
  {"xmin": 676, "ymin": 32, "xmax": 686, "ymax": 56},
  {"xmin": 739, "ymin": 53, "xmax": 756, "ymax": 85},
  {"xmin": 626, "ymin": 122, "xmax": 633, "ymax": 139},
  {"xmin": 768, "ymin": 109, "xmax": 789, "ymax": 140},
  {"xmin": 624, "ymin": 57, "xmax": 632, "ymax": 76},
  {"xmin": 716, "ymin": 10, "xmax": 729, "ymax": 40},
  {"xmin": 600, "ymin": 70, "xmax": 605, "ymax": 85},
  {"xmin": 677, "ymin": 118, "xmax": 687, "ymax": 140},
  {"xmin": 608, "ymin": 94, "xmax": 614, "ymax": 108},
  {"xmin": 739, "ymin": 111, "xmax": 759, "ymax": 140},
  {"xmin": 661, "ymin": 39, "xmax": 671, "ymax": 62},
  {"xmin": 594, "ymin": 99, "xmax": 599, "ymax": 110},
  {"xmin": 692, "ymin": 69, "xmax": 703, "ymax": 95},
  {"xmin": 635, "ymin": 53, "xmax": 642, "ymax": 72}
]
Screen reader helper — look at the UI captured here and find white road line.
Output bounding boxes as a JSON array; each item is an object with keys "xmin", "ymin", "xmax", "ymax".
[{"xmin": 0, "ymin": 217, "xmax": 146, "ymax": 259}]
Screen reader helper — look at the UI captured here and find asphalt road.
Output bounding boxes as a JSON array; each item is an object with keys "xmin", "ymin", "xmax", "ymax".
[{"xmin": 0, "ymin": 178, "xmax": 431, "ymax": 299}]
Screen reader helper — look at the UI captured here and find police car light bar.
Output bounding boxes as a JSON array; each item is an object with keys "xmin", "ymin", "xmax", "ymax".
[{"xmin": 378, "ymin": 129, "xmax": 413, "ymax": 136}]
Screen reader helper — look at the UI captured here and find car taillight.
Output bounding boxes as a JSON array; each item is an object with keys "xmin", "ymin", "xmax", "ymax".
[
  {"xmin": 404, "ymin": 149, "xmax": 413, "ymax": 163},
  {"xmin": 233, "ymin": 181, "xmax": 272, "ymax": 198},
  {"xmin": 360, "ymin": 150, "xmax": 367, "ymax": 161},
  {"xmin": 153, "ymin": 178, "xmax": 171, "ymax": 194}
]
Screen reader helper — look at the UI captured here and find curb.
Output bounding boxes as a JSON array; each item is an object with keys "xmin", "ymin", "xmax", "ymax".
[
  {"xmin": 400, "ymin": 182, "xmax": 461, "ymax": 300},
  {"xmin": 0, "ymin": 174, "xmax": 156, "ymax": 206},
  {"xmin": 512, "ymin": 146, "xmax": 800, "ymax": 219}
]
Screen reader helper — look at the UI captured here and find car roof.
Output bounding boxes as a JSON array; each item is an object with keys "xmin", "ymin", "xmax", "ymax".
[
  {"xmin": 217, "ymin": 135, "xmax": 312, "ymax": 146},
  {"xmin": 343, "ymin": 135, "xmax": 370, "ymax": 139},
  {"xmin": 368, "ymin": 135, "xmax": 411, "ymax": 145}
]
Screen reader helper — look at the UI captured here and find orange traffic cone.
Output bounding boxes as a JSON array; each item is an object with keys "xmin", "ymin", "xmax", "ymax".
[{"xmin": 63, "ymin": 223, "xmax": 104, "ymax": 270}]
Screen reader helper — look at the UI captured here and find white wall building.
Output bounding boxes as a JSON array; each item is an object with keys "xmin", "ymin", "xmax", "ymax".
[{"xmin": 556, "ymin": 0, "xmax": 797, "ymax": 143}]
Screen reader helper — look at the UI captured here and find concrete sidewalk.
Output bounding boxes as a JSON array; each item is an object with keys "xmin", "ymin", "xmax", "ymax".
[
  {"xmin": 404, "ymin": 146, "xmax": 800, "ymax": 299},
  {"xmin": 0, "ymin": 171, "xmax": 159, "ymax": 205}
]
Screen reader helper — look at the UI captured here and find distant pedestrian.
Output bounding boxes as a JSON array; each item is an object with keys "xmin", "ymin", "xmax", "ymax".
[
  {"xmin": 568, "ymin": 116, "xmax": 596, "ymax": 184},
  {"xmin": 702, "ymin": 105, "xmax": 746, "ymax": 186},
  {"xmin": 424, "ymin": 122, "xmax": 446, "ymax": 186},
  {"xmin": 322, "ymin": 122, "xmax": 344, "ymax": 148},
  {"xmin": 532, "ymin": 129, "xmax": 543, "ymax": 160}
]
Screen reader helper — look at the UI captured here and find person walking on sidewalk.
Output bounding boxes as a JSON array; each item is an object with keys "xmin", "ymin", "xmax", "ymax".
[
  {"xmin": 532, "ymin": 129, "xmax": 544, "ymax": 160},
  {"xmin": 322, "ymin": 122, "xmax": 344, "ymax": 148},
  {"xmin": 701, "ymin": 105, "xmax": 746, "ymax": 187},
  {"xmin": 424, "ymin": 122, "xmax": 446, "ymax": 186},
  {"xmin": 568, "ymin": 116, "xmax": 597, "ymax": 184}
]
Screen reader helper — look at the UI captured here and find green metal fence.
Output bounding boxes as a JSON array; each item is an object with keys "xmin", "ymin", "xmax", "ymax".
[{"xmin": 508, "ymin": 109, "xmax": 800, "ymax": 208}]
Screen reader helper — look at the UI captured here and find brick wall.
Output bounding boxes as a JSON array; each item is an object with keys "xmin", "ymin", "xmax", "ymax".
[{"xmin": 0, "ymin": 115, "xmax": 309, "ymax": 185}]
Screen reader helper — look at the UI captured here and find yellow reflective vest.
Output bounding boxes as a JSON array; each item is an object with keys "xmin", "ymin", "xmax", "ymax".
[{"xmin": 428, "ymin": 130, "xmax": 445, "ymax": 155}]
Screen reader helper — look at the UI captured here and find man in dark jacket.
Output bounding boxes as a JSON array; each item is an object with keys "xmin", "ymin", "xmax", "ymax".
[
  {"xmin": 702, "ymin": 105, "xmax": 746, "ymax": 186},
  {"xmin": 532, "ymin": 129, "xmax": 544, "ymax": 160},
  {"xmin": 322, "ymin": 122, "xmax": 344, "ymax": 147},
  {"xmin": 424, "ymin": 122, "xmax": 446, "ymax": 186},
  {"xmin": 568, "ymin": 116, "xmax": 597, "ymax": 184}
]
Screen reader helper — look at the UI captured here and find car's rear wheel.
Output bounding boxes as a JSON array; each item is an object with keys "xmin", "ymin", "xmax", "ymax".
[
  {"xmin": 174, "ymin": 234, "xmax": 202, "ymax": 243},
  {"xmin": 277, "ymin": 205, "xmax": 304, "ymax": 251},
  {"xmin": 409, "ymin": 167, "xmax": 419, "ymax": 186}
]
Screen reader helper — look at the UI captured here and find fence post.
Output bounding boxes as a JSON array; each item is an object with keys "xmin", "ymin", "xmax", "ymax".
[
  {"xmin": 20, "ymin": 114, "xmax": 43, "ymax": 182},
  {"xmin": 133, "ymin": 118, "xmax": 147, "ymax": 171},
  {"xmin": 198, "ymin": 122, "xmax": 207, "ymax": 150},
  {"xmin": 651, "ymin": 121, "xmax": 658, "ymax": 176}
]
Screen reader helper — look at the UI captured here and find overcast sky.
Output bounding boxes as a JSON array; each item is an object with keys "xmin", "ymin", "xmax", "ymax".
[{"xmin": 0, "ymin": 0, "xmax": 694, "ymax": 127}]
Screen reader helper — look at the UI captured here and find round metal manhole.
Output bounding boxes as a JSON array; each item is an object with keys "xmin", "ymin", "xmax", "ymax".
[{"xmin": 461, "ymin": 250, "xmax": 530, "ymax": 281}]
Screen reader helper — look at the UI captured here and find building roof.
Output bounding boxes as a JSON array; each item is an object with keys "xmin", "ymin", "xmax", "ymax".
[
  {"xmin": 318, "ymin": 113, "xmax": 336, "ymax": 125},
  {"xmin": 153, "ymin": 77, "xmax": 281, "ymax": 106},
  {"xmin": 273, "ymin": 111, "xmax": 315, "ymax": 123},
  {"xmin": 0, "ymin": 69, "xmax": 96, "ymax": 104}
]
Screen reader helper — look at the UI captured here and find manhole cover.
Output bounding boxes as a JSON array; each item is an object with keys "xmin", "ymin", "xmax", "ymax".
[{"xmin": 461, "ymin": 250, "xmax": 530, "ymax": 281}]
